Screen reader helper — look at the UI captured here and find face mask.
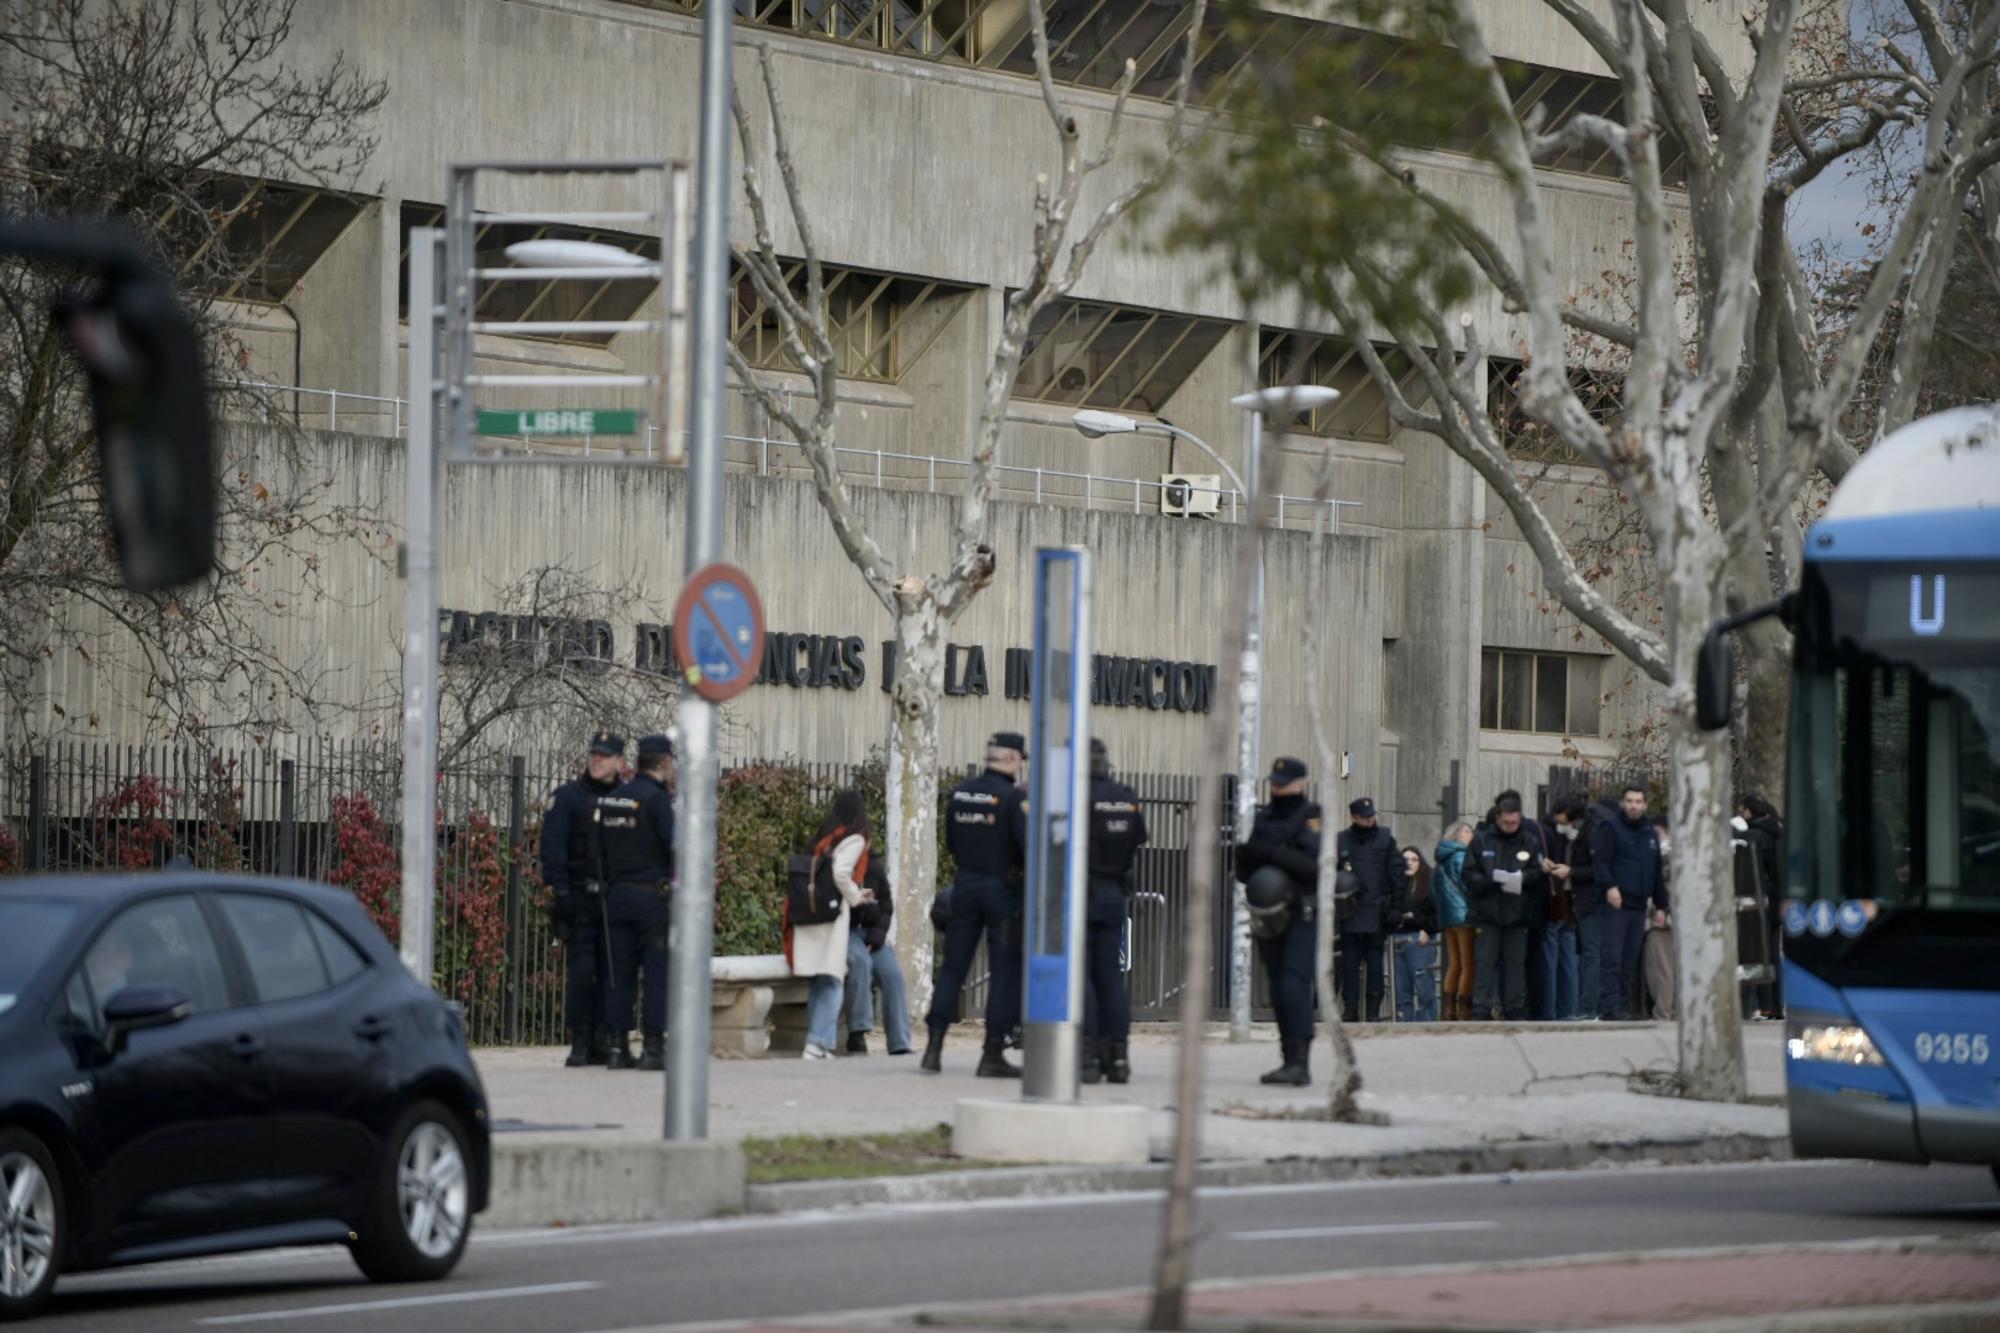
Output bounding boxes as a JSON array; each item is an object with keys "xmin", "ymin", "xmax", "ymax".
[{"xmin": 1560, "ymin": 824, "xmax": 1579, "ymax": 842}]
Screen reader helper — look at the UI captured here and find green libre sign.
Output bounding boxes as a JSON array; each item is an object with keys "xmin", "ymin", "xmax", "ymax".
[{"xmin": 476, "ymin": 408, "xmax": 640, "ymax": 437}]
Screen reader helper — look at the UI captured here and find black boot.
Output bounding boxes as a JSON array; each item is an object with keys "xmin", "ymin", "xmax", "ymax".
[
  {"xmin": 1266, "ymin": 1037, "xmax": 1311, "ymax": 1087},
  {"xmin": 976, "ymin": 1040, "xmax": 1021, "ymax": 1078},
  {"xmin": 1260, "ymin": 1038, "xmax": 1296, "ymax": 1085},
  {"xmin": 564, "ymin": 1029, "xmax": 593, "ymax": 1068},
  {"xmin": 1106, "ymin": 1039, "xmax": 1131, "ymax": 1085},
  {"xmin": 1080, "ymin": 1038, "xmax": 1104, "ymax": 1085},
  {"xmin": 846, "ymin": 1030, "xmax": 869, "ymax": 1055},
  {"xmin": 920, "ymin": 1028, "xmax": 946, "ymax": 1074},
  {"xmin": 637, "ymin": 1029, "xmax": 665, "ymax": 1072},
  {"xmin": 603, "ymin": 1028, "xmax": 637, "ymax": 1070},
  {"xmin": 585, "ymin": 1029, "xmax": 610, "ymax": 1066}
]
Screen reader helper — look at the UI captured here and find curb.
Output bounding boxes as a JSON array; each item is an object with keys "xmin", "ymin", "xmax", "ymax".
[
  {"xmin": 1587, "ymin": 1300, "xmax": 2000, "ymax": 1333},
  {"xmin": 486, "ymin": 1138, "xmax": 745, "ymax": 1229},
  {"xmin": 744, "ymin": 1131, "xmax": 1793, "ymax": 1213}
]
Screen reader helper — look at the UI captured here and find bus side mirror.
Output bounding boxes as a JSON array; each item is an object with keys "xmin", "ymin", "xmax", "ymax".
[
  {"xmin": 1695, "ymin": 622, "xmax": 1733, "ymax": 732},
  {"xmin": 57, "ymin": 273, "xmax": 216, "ymax": 593}
]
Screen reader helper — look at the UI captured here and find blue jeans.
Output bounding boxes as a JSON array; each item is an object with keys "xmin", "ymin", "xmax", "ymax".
[
  {"xmin": 806, "ymin": 973, "xmax": 844, "ymax": 1051},
  {"xmin": 1537, "ymin": 922, "xmax": 1581, "ymax": 1020},
  {"xmin": 845, "ymin": 932, "xmax": 913, "ymax": 1052},
  {"xmin": 1391, "ymin": 935, "xmax": 1439, "ymax": 1022},
  {"xmin": 1576, "ymin": 909, "xmax": 1602, "ymax": 1019}
]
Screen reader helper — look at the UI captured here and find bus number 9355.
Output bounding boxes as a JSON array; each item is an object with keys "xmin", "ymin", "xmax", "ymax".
[{"xmin": 1913, "ymin": 1032, "xmax": 1992, "ymax": 1065}]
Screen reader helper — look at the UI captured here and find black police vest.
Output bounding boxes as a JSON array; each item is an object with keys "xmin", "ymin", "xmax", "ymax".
[
  {"xmin": 598, "ymin": 776, "xmax": 672, "ymax": 886},
  {"xmin": 1088, "ymin": 777, "xmax": 1144, "ymax": 883},
  {"xmin": 560, "ymin": 774, "xmax": 619, "ymax": 884},
  {"xmin": 945, "ymin": 770, "xmax": 1022, "ymax": 878}
]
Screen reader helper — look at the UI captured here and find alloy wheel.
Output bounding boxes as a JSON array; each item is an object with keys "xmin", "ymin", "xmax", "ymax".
[
  {"xmin": 0, "ymin": 1152, "xmax": 56, "ymax": 1300},
  {"xmin": 395, "ymin": 1122, "xmax": 469, "ymax": 1261}
]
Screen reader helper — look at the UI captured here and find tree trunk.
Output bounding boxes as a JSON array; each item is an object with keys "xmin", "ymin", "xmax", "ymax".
[
  {"xmin": 887, "ymin": 587, "xmax": 946, "ymax": 1017},
  {"xmin": 1316, "ymin": 840, "xmax": 1364, "ymax": 1121},
  {"xmin": 1666, "ymin": 567, "xmax": 1748, "ymax": 1104},
  {"xmin": 1739, "ymin": 619, "xmax": 1790, "ymax": 803}
]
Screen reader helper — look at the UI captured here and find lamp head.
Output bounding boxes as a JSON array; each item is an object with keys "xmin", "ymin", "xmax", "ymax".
[{"xmin": 1071, "ymin": 409, "xmax": 1140, "ymax": 440}]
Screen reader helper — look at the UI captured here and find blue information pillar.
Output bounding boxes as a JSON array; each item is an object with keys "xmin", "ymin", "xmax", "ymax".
[{"xmin": 1022, "ymin": 546, "xmax": 1094, "ymax": 1101}]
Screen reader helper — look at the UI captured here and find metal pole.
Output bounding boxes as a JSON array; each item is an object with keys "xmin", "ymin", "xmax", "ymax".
[
  {"xmin": 278, "ymin": 759, "xmax": 297, "ymax": 877},
  {"xmin": 26, "ymin": 754, "xmax": 46, "ymax": 871},
  {"xmin": 667, "ymin": 0, "xmax": 734, "ymax": 1142},
  {"xmin": 1228, "ymin": 407, "xmax": 1263, "ymax": 1042},
  {"xmin": 505, "ymin": 755, "xmax": 526, "ymax": 1044},
  {"xmin": 398, "ymin": 229, "xmax": 444, "ymax": 984}
]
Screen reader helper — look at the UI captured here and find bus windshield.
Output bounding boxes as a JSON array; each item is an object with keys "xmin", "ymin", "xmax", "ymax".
[{"xmin": 1789, "ymin": 561, "xmax": 2000, "ymax": 912}]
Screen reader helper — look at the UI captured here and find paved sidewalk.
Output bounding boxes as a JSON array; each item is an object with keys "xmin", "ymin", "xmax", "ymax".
[{"xmin": 479, "ymin": 1022, "xmax": 1789, "ymax": 1168}]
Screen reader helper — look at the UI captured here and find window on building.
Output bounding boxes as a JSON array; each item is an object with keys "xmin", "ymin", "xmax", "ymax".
[
  {"xmin": 396, "ymin": 203, "xmax": 660, "ymax": 346},
  {"xmin": 1487, "ymin": 358, "xmax": 1624, "ymax": 463},
  {"xmin": 610, "ymin": 4, "xmax": 1683, "ymax": 184},
  {"xmin": 1480, "ymin": 649, "xmax": 1603, "ymax": 736},
  {"xmin": 729, "ymin": 259, "xmax": 970, "ymax": 383},
  {"xmin": 1257, "ymin": 331, "xmax": 1425, "ymax": 440},
  {"xmin": 1013, "ymin": 297, "xmax": 1232, "ymax": 411}
]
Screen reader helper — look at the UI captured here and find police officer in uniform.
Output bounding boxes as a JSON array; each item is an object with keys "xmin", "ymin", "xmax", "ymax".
[
  {"xmin": 1234, "ymin": 756, "xmax": 1322, "ymax": 1086},
  {"xmin": 1081, "ymin": 738, "xmax": 1147, "ymax": 1085},
  {"xmin": 921, "ymin": 731, "xmax": 1029, "ymax": 1078},
  {"xmin": 538, "ymin": 730, "xmax": 625, "ymax": 1067},
  {"xmin": 596, "ymin": 734, "xmax": 675, "ymax": 1071},
  {"xmin": 1335, "ymin": 796, "xmax": 1403, "ymax": 1023}
]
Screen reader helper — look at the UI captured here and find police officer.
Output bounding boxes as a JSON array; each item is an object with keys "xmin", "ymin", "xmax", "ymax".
[
  {"xmin": 1335, "ymin": 796, "xmax": 1403, "ymax": 1023},
  {"xmin": 1082, "ymin": 738, "xmax": 1147, "ymax": 1085},
  {"xmin": 538, "ymin": 729, "xmax": 625, "ymax": 1067},
  {"xmin": 596, "ymin": 733, "xmax": 675, "ymax": 1071},
  {"xmin": 1234, "ymin": 756, "xmax": 1321, "ymax": 1086},
  {"xmin": 921, "ymin": 731, "xmax": 1029, "ymax": 1078}
]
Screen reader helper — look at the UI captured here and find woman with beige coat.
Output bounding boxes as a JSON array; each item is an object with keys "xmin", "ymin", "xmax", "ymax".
[{"xmin": 791, "ymin": 789, "xmax": 873, "ymax": 1059}]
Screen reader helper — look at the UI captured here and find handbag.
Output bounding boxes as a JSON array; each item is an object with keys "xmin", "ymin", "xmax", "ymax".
[{"xmin": 785, "ymin": 852, "xmax": 845, "ymax": 926}]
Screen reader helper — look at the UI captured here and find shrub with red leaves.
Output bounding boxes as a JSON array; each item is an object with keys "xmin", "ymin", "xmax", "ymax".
[
  {"xmin": 328, "ymin": 793, "xmax": 401, "ymax": 941},
  {"xmin": 89, "ymin": 776, "xmax": 181, "ymax": 871},
  {"xmin": 436, "ymin": 811, "xmax": 508, "ymax": 1005},
  {"xmin": 0, "ymin": 825, "xmax": 22, "ymax": 876}
]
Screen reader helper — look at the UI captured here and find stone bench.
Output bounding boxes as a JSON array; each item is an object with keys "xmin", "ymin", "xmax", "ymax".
[{"xmin": 710, "ymin": 954, "xmax": 812, "ymax": 1058}]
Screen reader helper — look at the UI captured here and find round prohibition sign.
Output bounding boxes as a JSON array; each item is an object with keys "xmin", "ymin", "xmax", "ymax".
[{"xmin": 671, "ymin": 562, "xmax": 767, "ymax": 704}]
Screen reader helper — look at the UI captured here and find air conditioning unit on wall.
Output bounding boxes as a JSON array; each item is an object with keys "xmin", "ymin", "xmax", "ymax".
[{"xmin": 1161, "ymin": 473, "xmax": 1221, "ymax": 518}]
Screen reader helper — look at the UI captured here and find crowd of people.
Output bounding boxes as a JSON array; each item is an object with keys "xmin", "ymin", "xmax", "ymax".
[{"xmin": 537, "ymin": 726, "xmax": 1787, "ymax": 1086}]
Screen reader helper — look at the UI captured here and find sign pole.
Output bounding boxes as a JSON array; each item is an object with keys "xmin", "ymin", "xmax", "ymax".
[
  {"xmin": 397, "ymin": 229, "xmax": 444, "ymax": 983},
  {"xmin": 666, "ymin": 0, "xmax": 734, "ymax": 1142},
  {"xmin": 1022, "ymin": 547, "xmax": 1093, "ymax": 1101}
]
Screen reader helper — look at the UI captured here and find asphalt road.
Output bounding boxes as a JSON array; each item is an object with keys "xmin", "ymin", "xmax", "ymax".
[{"xmin": 44, "ymin": 1160, "xmax": 2000, "ymax": 1333}]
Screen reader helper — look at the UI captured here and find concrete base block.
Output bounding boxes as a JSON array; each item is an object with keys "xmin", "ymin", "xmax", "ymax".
[
  {"xmin": 953, "ymin": 1097, "xmax": 1152, "ymax": 1166},
  {"xmin": 711, "ymin": 982, "xmax": 775, "ymax": 1059},
  {"xmin": 485, "ymin": 1138, "xmax": 745, "ymax": 1228}
]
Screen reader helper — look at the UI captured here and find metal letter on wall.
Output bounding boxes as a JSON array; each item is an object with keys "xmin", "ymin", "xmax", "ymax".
[{"xmin": 1022, "ymin": 546, "xmax": 1093, "ymax": 1102}]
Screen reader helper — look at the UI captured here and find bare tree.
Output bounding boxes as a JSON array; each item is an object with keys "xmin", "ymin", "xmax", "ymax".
[
  {"xmin": 724, "ymin": 0, "xmax": 1208, "ymax": 1003},
  {"xmin": 0, "ymin": 0, "xmax": 389, "ymax": 747},
  {"xmin": 1173, "ymin": 0, "xmax": 1999, "ymax": 1101}
]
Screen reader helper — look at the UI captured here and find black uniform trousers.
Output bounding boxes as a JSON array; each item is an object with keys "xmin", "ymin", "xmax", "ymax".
[
  {"xmin": 1081, "ymin": 880, "xmax": 1130, "ymax": 1044},
  {"xmin": 1474, "ymin": 921, "xmax": 1530, "ymax": 1020},
  {"xmin": 562, "ymin": 893, "xmax": 607, "ymax": 1033},
  {"xmin": 605, "ymin": 882, "xmax": 669, "ymax": 1034},
  {"xmin": 1336, "ymin": 929, "xmax": 1385, "ymax": 1021},
  {"xmin": 925, "ymin": 872, "xmax": 1022, "ymax": 1042},
  {"xmin": 1255, "ymin": 907, "xmax": 1316, "ymax": 1044}
]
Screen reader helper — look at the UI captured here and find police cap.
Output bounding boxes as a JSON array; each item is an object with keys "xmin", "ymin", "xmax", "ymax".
[
  {"xmin": 1268, "ymin": 756, "xmax": 1308, "ymax": 785},
  {"xmin": 636, "ymin": 734, "xmax": 674, "ymax": 761},
  {"xmin": 589, "ymin": 731, "xmax": 626, "ymax": 757},
  {"xmin": 1349, "ymin": 796, "xmax": 1377, "ymax": 818},
  {"xmin": 989, "ymin": 731, "xmax": 1028, "ymax": 758}
]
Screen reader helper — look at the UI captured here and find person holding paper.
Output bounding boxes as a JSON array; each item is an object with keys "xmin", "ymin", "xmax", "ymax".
[{"xmin": 1462, "ymin": 796, "xmax": 1546, "ymax": 1020}]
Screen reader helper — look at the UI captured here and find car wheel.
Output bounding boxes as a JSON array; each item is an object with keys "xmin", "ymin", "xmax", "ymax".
[
  {"xmin": 0, "ymin": 1131, "xmax": 63, "ymax": 1322},
  {"xmin": 350, "ymin": 1100, "xmax": 473, "ymax": 1284}
]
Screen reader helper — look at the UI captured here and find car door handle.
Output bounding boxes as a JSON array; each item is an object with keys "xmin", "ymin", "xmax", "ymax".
[
  {"xmin": 353, "ymin": 1015, "xmax": 393, "ymax": 1041},
  {"xmin": 233, "ymin": 1031, "xmax": 266, "ymax": 1058}
]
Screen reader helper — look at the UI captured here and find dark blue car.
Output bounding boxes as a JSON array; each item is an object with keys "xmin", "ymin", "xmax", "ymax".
[{"xmin": 0, "ymin": 872, "xmax": 490, "ymax": 1320}]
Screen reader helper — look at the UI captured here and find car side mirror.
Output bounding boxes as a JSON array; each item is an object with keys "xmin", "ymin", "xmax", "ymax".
[
  {"xmin": 102, "ymin": 984, "xmax": 192, "ymax": 1055},
  {"xmin": 1694, "ymin": 620, "xmax": 1734, "ymax": 732}
]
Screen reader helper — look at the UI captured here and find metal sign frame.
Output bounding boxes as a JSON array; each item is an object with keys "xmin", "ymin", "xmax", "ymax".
[
  {"xmin": 671, "ymin": 562, "xmax": 767, "ymax": 703},
  {"xmin": 1022, "ymin": 546, "xmax": 1094, "ymax": 1102}
]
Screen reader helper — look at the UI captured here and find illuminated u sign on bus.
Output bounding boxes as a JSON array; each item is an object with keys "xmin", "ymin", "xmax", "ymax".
[{"xmin": 1910, "ymin": 574, "xmax": 1946, "ymax": 637}]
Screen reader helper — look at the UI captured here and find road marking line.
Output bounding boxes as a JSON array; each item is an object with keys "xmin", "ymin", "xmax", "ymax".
[
  {"xmin": 193, "ymin": 1280, "xmax": 601, "ymax": 1325},
  {"xmin": 1228, "ymin": 1220, "xmax": 1497, "ymax": 1241}
]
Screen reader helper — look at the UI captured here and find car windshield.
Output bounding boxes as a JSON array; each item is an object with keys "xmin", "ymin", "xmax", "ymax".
[{"xmin": 0, "ymin": 900, "xmax": 80, "ymax": 1015}]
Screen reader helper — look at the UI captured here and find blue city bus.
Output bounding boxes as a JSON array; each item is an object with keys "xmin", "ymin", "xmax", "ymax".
[{"xmin": 1703, "ymin": 407, "xmax": 2000, "ymax": 1187}]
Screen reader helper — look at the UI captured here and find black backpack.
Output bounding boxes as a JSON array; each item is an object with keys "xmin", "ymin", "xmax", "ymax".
[{"xmin": 785, "ymin": 851, "xmax": 845, "ymax": 926}]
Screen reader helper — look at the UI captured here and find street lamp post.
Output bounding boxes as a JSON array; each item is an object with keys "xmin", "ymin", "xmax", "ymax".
[{"xmin": 1072, "ymin": 388, "xmax": 1338, "ymax": 1041}]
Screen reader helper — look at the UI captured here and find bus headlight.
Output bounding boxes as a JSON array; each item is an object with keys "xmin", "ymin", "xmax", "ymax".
[{"xmin": 1787, "ymin": 1022, "xmax": 1885, "ymax": 1066}]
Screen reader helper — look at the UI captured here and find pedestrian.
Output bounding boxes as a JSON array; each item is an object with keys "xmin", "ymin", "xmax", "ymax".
[
  {"xmin": 1235, "ymin": 756, "xmax": 1321, "ymax": 1086},
  {"xmin": 1335, "ymin": 796, "xmax": 1402, "ymax": 1023},
  {"xmin": 595, "ymin": 733, "xmax": 675, "ymax": 1070},
  {"xmin": 1433, "ymin": 821, "xmax": 1477, "ymax": 1021},
  {"xmin": 1567, "ymin": 799, "xmax": 1606, "ymax": 1020},
  {"xmin": 1541, "ymin": 798, "xmax": 1590, "ymax": 1021},
  {"xmin": 792, "ymin": 789, "xmax": 872, "ymax": 1060},
  {"xmin": 1464, "ymin": 795, "xmax": 1545, "ymax": 1021},
  {"xmin": 1739, "ymin": 793, "xmax": 1786, "ymax": 1018},
  {"xmin": 1079, "ymin": 738, "xmax": 1148, "ymax": 1085},
  {"xmin": 1389, "ymin": 846, "xmax": 1439, "ymax": 1022},
  {"xmin": 921, "ymin": 732, "xmax": 1029, "ymax": 1078},
  {"xmin": 537, "ymin": 729, "xmax": 625, "ymax": 1068},
  {"xmin": 1644, "ymin": 816, "xmax": 1676, "ymax": 1020},
  {"xmin": 843, "ymin": 854, "xmax": 914, "ymax": 1057},
  {"xmin": 1588, "ymin": 784, "xmax": 1662, "ymax": 1021}
]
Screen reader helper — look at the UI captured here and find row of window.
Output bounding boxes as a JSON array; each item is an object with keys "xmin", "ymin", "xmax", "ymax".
[
  {"xmin": 63, "ymin": 891, "xmax": 369, "ymax": 1037},
  {"xmin": 1480, "ymin": 648, "xmax": 1604, "ymax": 737}
]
